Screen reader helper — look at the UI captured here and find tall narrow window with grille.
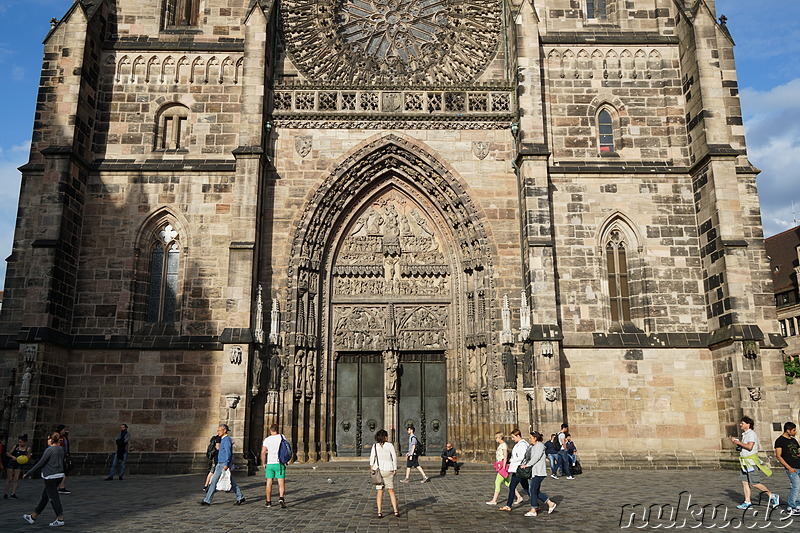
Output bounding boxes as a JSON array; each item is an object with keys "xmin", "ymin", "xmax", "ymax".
[
  {"xmin": 598, "ymin": 109, "xmax": 614, "ymax": 153},
  {"xmin": 148, "ymin": 224, "xmax": 181, "ymax": 323},
  {"xmin": 587, "ymin": 0, "xmax": 608, "ymax": 19},
  {"xmin": 606, "ymin": 230, "xmax": 631, "ymax": 322},
  {"xmin": 163, "ymin": 0, "xmax": 200, "ymax": 28}
]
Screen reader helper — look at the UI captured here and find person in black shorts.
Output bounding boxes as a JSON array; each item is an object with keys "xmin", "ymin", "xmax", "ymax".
[
  {"xmin": 4, "ymin": 434, "xmax": 32, "ymax": 499},
  {"xmin": 400, "ymin": 426, "xmax": 428, "ymax": 483},
  {"xmin": 203, "ymin": 433, "xmax": 222, "ymax": 492}
]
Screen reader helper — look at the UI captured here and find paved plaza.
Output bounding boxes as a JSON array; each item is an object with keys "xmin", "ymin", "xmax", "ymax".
[{"xmin": 0, "ymin": 465, "xmax": 796, "ymax": 532}]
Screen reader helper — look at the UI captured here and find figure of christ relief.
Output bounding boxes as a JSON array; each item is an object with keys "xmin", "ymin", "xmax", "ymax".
[
  {"xmin": 384, "ymin": 205, "xmax": 400, "ymax": 239},
  {"xmin": 294, "ymin": 349, "xmax": 306, "ymax": 395},
  {"xmin": 384, "ymin": 256, "xmax": 401, "ymax": 294}
]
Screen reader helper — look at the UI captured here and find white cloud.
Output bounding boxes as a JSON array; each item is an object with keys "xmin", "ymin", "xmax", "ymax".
[{"xmin": 742, "ymin": 79, "xmax": 800, "ymax": 237}]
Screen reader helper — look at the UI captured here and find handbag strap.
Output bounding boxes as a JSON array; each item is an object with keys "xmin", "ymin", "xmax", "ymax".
[{"xmin": 372, "ymin": 444, "xmax": 380, "ymax": 470}]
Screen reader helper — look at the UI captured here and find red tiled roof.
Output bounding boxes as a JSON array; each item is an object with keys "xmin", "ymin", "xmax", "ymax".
[{"xmin": 765, "ymin": 226, "xmax": 800, "ymax": 294}]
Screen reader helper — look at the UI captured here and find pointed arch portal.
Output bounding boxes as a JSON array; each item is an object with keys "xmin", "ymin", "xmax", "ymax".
[{"xmin": 283, "ymin": 135, "xmax": 496, "ymax": 460}]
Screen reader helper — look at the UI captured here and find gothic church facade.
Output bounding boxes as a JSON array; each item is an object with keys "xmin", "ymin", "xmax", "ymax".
[{"xmin": 0, "ymin": 0, "xmax": 791, "ymax": 471}]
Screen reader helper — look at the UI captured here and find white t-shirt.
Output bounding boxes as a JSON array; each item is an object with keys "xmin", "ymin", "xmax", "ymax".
[
  {"xmin": 262, "ymin": 434, "xmax": 283, "ymax": 465},
  {"xmin": 740, "ymin": 429, "xmax": 758, "ymax": 456}
]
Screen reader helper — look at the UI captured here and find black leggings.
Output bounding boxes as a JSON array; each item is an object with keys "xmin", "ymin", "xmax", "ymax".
[{"xmin": 34, "ymin": 478, "xmax": 63, "ymax": 518}]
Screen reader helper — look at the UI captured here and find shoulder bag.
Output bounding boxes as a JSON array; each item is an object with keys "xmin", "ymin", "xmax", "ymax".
[{"xmin": 370, "ymin": 444, "xmax": 384, "ymax": 485}]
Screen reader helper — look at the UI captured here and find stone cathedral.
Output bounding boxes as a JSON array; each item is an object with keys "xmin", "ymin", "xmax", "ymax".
[{"xmin": 0, "ymin": 0, "xmax": 793, "ymax": 472}]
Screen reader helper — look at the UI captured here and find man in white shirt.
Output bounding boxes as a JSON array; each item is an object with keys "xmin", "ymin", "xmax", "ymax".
[
  {"xmin": 557, "ymin": 423, "xmax": 574, "ymax": 479},
  {"xmin": 730, "ymin": 416, "xmax": 778, "ymax": 509},
  {"xmin": 260, "ymin": 424, "xmax": 286, "ymax": 508}
]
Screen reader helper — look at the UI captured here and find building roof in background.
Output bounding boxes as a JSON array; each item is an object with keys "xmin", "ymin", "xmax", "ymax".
[{"xmin": 765, "ymin": 226, "xmax": 800, "ymax": 293}]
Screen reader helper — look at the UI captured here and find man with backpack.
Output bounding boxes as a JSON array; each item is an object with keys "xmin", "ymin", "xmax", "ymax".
[
  {"xmin": 400, "ymin": 425, "xmax": 429, "ymax": 483},
  {"xmin": 261, "ymin": 424, "xmax": 290, "ymax": 508}
]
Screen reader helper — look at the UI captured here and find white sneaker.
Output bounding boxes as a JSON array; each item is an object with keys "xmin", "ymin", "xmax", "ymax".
[
  {"xmin": 566, "ymin": 476, "xmax": 575, "ymax": 480},
  {"xmin": 421, "ymin": 476, "xmax": 429, "ymax": 483},
  {"xmin": 485, "ymin": 501, "xmax": 497, "ymax": 505},
  {"xmin": 23, "ymin": 515, "xmax": 35, "ymax": 525},
  {"xmin": 550, "ymin": 474, "xmax": 558, "ymax": 479},
  {"xmin": 770, "ymin": 494, "xmax": 780, "ymax": 508},
  {"xmin": 49, "ymin": 520, "xmax": 65, "ymax": 527}
]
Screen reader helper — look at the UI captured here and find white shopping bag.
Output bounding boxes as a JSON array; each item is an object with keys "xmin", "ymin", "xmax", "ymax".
[{"xmin": 216, "ymin": 469, "xmax": 232, "ymax": 492}]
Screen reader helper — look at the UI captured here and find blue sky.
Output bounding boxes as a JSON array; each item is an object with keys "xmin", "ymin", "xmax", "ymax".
[{"xmin": 0, "ymin": 0, "xmax": 797, "ymax": 289}]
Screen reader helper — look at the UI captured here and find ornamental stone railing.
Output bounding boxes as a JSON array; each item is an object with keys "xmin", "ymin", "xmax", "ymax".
[{"xmin": 271, "ymin": 86, "xmax": 514, "ymax": 119}]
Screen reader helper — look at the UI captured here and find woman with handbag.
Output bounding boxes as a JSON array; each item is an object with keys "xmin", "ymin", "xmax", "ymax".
[
  {"xmin": 369, "ymin": 429, "xmax": 399, "ymax": 518},
  {"xmin": 521, "ymin": 431, "xmax": 557, "ymax": 517},
  {"xmin": 21, "ymin": 432, "xmax": 66, "ymax": 527},
  {"xmin": 487, "ymin": 431, "xmax": 524, "ymax": 505},
  {"xmin": 499, "ymin": 429, "xmax": 530, "ymax": 511}
]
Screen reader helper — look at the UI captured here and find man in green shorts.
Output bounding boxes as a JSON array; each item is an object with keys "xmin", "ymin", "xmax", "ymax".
[{"xmin": 260, "ymin": 424, "xmax": 286, "ymax": 508}]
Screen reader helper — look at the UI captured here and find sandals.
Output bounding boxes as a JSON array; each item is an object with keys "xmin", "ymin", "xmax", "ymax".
[
  {"xmin": 499, "ymin": 506, "xmax": 512, "ymax": 511},
  {"xmin": 377, "ymin": 513, "xmax": 383, "ymax": 518},
  {"xmin": 394, "ymin": 511, "xmax": 400, "ymax": 517}
]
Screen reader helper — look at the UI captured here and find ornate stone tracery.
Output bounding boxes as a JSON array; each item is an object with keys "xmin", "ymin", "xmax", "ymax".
[{"xmin": 280, "ymin": 0, "xmax": 502, "ymax": 85}]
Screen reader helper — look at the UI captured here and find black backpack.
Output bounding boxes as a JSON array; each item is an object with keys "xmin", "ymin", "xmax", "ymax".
[{"xmin": 206, "ymin": 437, "xmax": 218, "ymax": 460}]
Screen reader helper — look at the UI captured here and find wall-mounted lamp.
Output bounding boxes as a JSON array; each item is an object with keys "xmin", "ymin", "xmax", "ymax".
[{"xmin": 510, "ymin": 122, "xmax": 520, "ymax": 140}]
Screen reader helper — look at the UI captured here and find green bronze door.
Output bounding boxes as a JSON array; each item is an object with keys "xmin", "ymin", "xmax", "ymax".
[
  {"xmin": 335, "ymin": 354, "xmax": 384, "ymax": 457},
  {"xmin": 398, "ymin": 352, "xmax": 446, "ymax": 456}
]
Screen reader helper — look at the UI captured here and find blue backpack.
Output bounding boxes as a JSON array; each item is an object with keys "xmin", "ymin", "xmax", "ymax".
[{"xmin": 278, "ymin": 435, "xmax": 292, "ymax": 465}]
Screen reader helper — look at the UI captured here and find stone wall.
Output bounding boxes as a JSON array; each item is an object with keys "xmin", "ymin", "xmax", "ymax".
[{"xmin": 563, "ymin": 346, "xmax": 721, "ymax": 465}]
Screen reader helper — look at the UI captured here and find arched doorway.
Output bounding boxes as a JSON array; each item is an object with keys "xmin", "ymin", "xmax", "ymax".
[
  {"xmin": 283, "ymin": 136, "xmax": 495, "ymax": 462},
  {"xmin": 330, "ymin": 189, "xmax": 453, "ymax": 455}
]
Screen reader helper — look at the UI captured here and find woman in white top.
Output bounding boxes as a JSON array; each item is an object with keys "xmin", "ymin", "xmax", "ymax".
[
  {"xmin": 520, "ymin": 431, "xmax": 557, "ymax": 516},
  {"xmin": 369, "ymin": 429, "xmax": 399, "ymax": 518},
  {"xmin": 499, "ymin": 429, "xmax": 530, "ymax": 511},
  {"xmin": 486, "ymin": 431, "xmax": 524, "ymax": 505}
]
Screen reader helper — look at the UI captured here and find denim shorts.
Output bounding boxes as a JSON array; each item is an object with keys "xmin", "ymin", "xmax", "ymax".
[{"xmin": 265, "ymin": 463, "xmax": 286, "ymax": 479}]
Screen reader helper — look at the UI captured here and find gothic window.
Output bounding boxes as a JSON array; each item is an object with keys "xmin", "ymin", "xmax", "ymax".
[
  {"xmin": 147, "ymin": 224, "xmax": 181, "ymax": 323},
  {"xmin": 587, "ymin": 0, "xmax": 608, "ymax": 19},
  {"xmin": 790, "ymin": 318, "xmax": 797, "ymax": 337},
  {"xmin": 598, "ymin": 109, "xmax": 615, "ymax": 153},
  {"xmin": 156, "ymin": 104, "xmax": 189, "ymax": 150},
  {"xmin": 605, "ymin": 230, "xmax": 631, "ymax": 323},
  {"xmin": 781, "ymin": 320, "xmax": 787, "ymax": 337},
  {"xmin": 162, "ymin": 0, "xmax": 200, "ymax": 28}
]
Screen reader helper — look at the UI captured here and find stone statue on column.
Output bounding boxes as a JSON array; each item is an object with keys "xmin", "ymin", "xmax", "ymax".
[
  {"xmin": 502, "ymin": 345, "xmax": 516, "ymax": 389},
  {"xmin": 385, "ymin": 349, "xmax": 398, "ymax": 401}
]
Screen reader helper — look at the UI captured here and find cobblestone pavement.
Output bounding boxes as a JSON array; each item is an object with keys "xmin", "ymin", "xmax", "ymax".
[{"xmin": 0, "ymin": 465, "xmax": 796, "ymax": 532}]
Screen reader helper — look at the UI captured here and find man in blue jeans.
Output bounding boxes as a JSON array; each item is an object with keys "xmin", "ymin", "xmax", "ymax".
[
  {"xmin": 557, "ymin": 423, "xmax": 574, "ymax": 479},
  {"xmin": 775, "ymin": 421, "xmax": 800, "ymax": 515},
  {"xmin": 105, "ymin": 423, "xmax": 130, "ymax": 480},
  {"xmin": 201, "ymin": 425, "xmax": 246, "ymax": 506}
]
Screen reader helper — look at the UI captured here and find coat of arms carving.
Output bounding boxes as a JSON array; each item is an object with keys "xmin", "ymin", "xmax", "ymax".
[
  {"xmin": 472, "ymin": 141, "xmax": 490, "ymax": 160},
  {"xmin": 295, "ymin": 135, "xmax": 312, "ymax": 157}
]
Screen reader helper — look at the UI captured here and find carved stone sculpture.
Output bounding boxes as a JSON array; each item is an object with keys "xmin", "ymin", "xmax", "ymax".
[{"xmin": 268, "ymin": 349, "xmax": 282, "ymax": 392}]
